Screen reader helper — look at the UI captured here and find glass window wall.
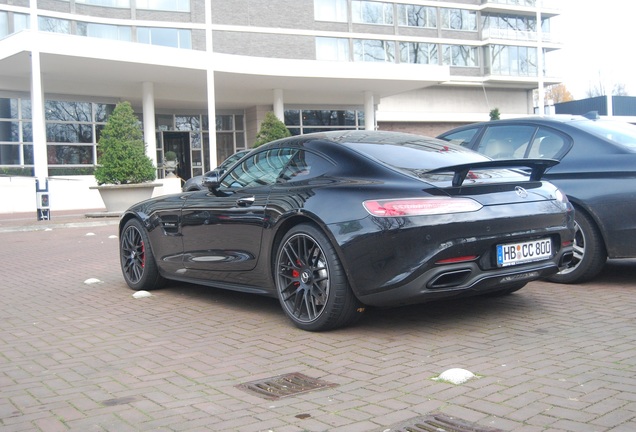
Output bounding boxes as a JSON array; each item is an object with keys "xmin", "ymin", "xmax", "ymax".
[
  {"xmin": 442, "ymin": 45, "xmax": 478, "ymax": 67},
  {"xmin": 397, "ymin": 5, "xmax": 436, "ymax": 28},
  {"xmin": 316, "ymin": 37, "xmax": 350, "ymax": 61},
  {"xmin": 75, "ymin": 0, "xmax": 131, "ymax": 7},
  {"xmin": 77, "ymin": 22, "xmax": 132, "ymax": 41},
  {"xmin": 352, "ymin": 1, "xmax": 393, "ymax": 25},
  {"xmin": 353, "ymin": 39, "xmax": 395, "ymax": 63},
  {"xmin": 284, "ymin": 110, "xmax": 364, "ymax": 136},
  {"xmin": 399, "ymin": 42, "xmax": 438, "ymax": 64},
  {"xmin": 441, "ymin": 8, "xmax": 477, "ymax": 31},
  {"xmin": 137, "ymin": 27, "xmax": 192, "ymax": 49},
  {"xmin": 136, "ymin": 0, "xmax": 190, "ymax": 12},
  {"xmin": 314, "ymin": 0, "xmax": 347, "ymax": 22}
]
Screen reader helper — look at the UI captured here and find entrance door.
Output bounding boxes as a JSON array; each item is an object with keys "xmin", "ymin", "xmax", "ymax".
[{"xmin": 162, "ymin": 131, "xmax": 191, "ymax": 180}]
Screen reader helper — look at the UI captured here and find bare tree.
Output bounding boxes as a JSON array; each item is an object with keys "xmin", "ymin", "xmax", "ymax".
[{"xmin": 585, "ymin": 72, "xmax": 629, "ymax": 97}]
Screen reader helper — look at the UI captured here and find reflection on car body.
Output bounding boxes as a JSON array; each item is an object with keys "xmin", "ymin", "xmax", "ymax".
[{"xmin": 120, "ymin": 130, "xmax": 574, "ymax": 331}]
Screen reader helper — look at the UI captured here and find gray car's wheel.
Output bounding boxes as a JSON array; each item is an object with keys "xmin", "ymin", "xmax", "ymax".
[
  {"xmin": 120, "ymin": 218, "xmax": 165, "ymax": 291},
  {"xmin": 547, "ymin": 209, "xmax": 606, "ymax": 284},
  {"xmin": 275, "ymin": 224, "xmax": 365, "ymax": 331}
]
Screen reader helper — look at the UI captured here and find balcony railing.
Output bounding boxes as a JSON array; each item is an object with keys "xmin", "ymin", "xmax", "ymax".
[
  {"xmin": 482, "ymin": 0, "xmax": 537, "ymax": 6},
  {"xmin": 482, "ymin": 27, "xmax": 559, "ymax": 43}
]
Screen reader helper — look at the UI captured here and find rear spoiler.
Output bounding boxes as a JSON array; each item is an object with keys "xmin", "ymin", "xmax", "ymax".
[{"xmin": 426, "ymin": 158, "xmax": 559, "ymax": 188}]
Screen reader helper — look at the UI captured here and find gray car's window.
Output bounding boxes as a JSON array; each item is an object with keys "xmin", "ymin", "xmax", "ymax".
[
  {"xmin": 478, "ymin": 125, "xmax": 536, "ymax": 159},
  {"xmin": 527, "ymin": 128, "xmax": 568, "ymax": 159},
  {"xmin": 441, "ymin": 128, "xmax": 479, "ymax": 147},
  {"xmin": 220, "ymin": 148, "xmax": 295, "ymax": 189}
]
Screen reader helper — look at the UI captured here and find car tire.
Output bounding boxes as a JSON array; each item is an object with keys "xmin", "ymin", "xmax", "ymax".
[
  {"xmin": 274, "ymin": 223, "xmax": 365, "ymax": 331},
  {"xmin": 547, "ymin": 209, "xmax": 606, "ymax": 284},
  {"xmin": 120, "ymin": 218, "xmax": 166, "ymax": 291}
]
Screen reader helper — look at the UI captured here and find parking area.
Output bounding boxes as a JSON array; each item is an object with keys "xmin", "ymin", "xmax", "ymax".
[{"xmin": 1, "ymin": 217, "xmax": 636, "ymax": 432}]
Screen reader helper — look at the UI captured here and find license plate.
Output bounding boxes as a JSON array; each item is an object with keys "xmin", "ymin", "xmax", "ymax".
[{"xmin": 497, "ymin": 238, "xmax": 552, "ymax": 267}]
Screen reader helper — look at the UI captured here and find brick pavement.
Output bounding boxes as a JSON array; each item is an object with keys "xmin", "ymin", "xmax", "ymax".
[{"xmin": 1, "ymin": 219, "xmax": 636, "ymax": 431}]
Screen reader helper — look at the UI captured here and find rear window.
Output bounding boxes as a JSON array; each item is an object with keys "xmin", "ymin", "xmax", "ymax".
[
  {"xmin": 575, "ymin": 120, "xmax": 636, "ymax": 150},
  {"xmin": 345, "ymin": 139, "xmax": 487, "ymax": 171}
]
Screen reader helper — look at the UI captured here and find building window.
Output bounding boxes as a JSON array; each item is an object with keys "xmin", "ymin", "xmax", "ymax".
[
  {"xmin": 442, "ymin": 45, "xmax": 478, "ymax": 67},
  {"xmin": 441, "ymin": 8, "xmax": 477, "ymax": 31},
  {"xmin": 77, "ymin": 22, "xmax": 132, "ymax": 41},
  {"xmin": 399, "ymin": 42, "xmax": 438, "ymax": 64},
  {"xmin": 352, "ymin": 1, "xmax": 393, "ymax": 25},
  {"xmin": 14, "ymin": 13, "xmax": 30, "ymax": 33},
  {"xmin": 316, "ymin": 37, "xmax": 350, "ymax": 61},
  {"xmin": 215, "ymin": 114, "xmax": 246, "ymax": 167},
  {"xmin": 285, "ymin": 110, "xmax": 364, "ymax": 135},
  {"xmin": 397, "ymin": 5, "xmax": 436, "ymax": 28},
  {"xmin": 136, "ymin": 0, "xmax": 190, "ymax": 12},
  {"xmin": 38, "ymin": 17, "xmax": 71, "ymax": 34},
  {"xmin": 176, "ymin": 115, "xmax": 201, "ymax": 131},
  {"xmin": 0, "ymin": 12, "xmax": 7, "ymax": 38},
  {"xmin": 0, "ymin": 98, "xmax": 32, "ymax": 170},
  {"xmin": 75, "ymin": 0, "xmax": 131, "ymax": 7},
  {"xmin": 489, "ymin": 45, "xmax": 537, "ymax": 76},
  {"xmin": 353, "ymin": 39, "xmax": 395, "ymax": 63},
  {"xmin": 137, "ymin": 27, "xmax": 192, "ymax": 49},
  {"xmin": 42, "ymin": 100, "xmax": 117, "ymax": 174},
  {"xmin": 314, "ymin": 0, "xmax": 347, "ymax": 22}
]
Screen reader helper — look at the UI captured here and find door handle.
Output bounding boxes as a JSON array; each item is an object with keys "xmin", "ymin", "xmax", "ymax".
[{"xmin": 236, "ymin": 196, "xmax": 255, "ymax": 207}]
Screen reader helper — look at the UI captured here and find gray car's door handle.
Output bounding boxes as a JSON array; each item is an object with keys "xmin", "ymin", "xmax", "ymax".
[{"xmin": 236, "ymin": 196, "xmax": 255, "ymax": 207}]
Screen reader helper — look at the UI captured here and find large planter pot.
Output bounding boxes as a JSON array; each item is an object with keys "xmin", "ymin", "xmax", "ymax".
[{"xmin": 89, "ymin": 182, "xmax": 161, "ymax": 215}]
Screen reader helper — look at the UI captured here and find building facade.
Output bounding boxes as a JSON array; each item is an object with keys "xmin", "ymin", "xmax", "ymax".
[{"xmin": 0, "ymin": 0, "xmax": 561, "ymax": 213}]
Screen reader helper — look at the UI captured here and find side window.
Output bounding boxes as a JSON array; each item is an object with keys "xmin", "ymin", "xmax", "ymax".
[
  {"xmin": 220, "ymin": 148, "xmax": 295, "ymax": 189},
  {"xmin": 278, "ymin": 150, "xmax": 335, "ymax": 183},
  {"xmin": 440, "ymin": 128, "xmax": 479, "ymax": 147},
  {"xmin": 478, "ymin": 125, "xmax": 536, "ymax": 159},
  {"xmin": 527, "ymin": 128, "xmax": 567, "ymax": 159}
]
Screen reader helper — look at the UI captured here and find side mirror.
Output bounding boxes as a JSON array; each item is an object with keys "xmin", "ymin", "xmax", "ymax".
[{"xmin": 202, "ymin": 172, "xmax": 221, "ymax": 190}]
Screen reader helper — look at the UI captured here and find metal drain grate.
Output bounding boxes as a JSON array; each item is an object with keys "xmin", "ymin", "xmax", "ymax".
[
  {"xmin": 379, "ymin": 412, "xmax": 505, "ymax": 432},
  {"xmin": 236, "ymin": 372, "xmax": 338, "ymax": 400}
]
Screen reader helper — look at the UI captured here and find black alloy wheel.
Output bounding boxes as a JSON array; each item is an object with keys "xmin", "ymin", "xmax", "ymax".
[
  {"xmin": 275, "ymin": 224, "xmax": 364, "ymax": 331},
  {"xmin": 548, "ymin": 210, "xmax": 606, "ymax": 284},
  {"xmin": 120, "ymin": 218, "xmax": 165, "ymax": 291}
]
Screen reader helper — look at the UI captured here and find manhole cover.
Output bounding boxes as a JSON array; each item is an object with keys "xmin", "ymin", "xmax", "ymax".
[
  {"xmin": 236, "ymin": 372, "xmax": 338, "ymax": 400},
  {"xmin": 378, "ymin": 412, "xmax": 505, "ymax": 432}
]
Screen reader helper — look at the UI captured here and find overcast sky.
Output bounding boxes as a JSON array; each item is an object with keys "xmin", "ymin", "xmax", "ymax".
[{"xmin": 549, "ymin": 0, "xmax": 636, "ymax": 98}]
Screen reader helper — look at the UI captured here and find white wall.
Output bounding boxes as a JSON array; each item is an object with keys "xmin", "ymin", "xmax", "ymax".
[{"xmin": 0, "ymin": 176, "xmax": 182, "ymax": 214}]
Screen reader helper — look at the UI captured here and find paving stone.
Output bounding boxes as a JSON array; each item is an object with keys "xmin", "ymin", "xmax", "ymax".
[{"xmin": 1, "ymin": 219, "xmax": 636, "ymax": 431}]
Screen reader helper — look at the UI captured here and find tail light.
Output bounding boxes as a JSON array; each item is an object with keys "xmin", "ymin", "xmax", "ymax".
[{"xmin": 363, "ymin": 197, "xmax": 482, "ymax": 217}]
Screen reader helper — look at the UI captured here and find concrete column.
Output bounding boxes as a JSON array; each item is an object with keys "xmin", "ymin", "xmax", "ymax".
[
  {"xmin": 30, "ymin": 1, "xmax": 47, "ymax": 183},
  {"xmin": 205, "ymin": 0, "xmax": 217, "ymax": 168},
  {"xmin": 606, "ymin": 94, "xmax": 613, "ymax": 117},
  {"xmin": 536, "ymin": 7, "xmax": 545, "ymax": 116},
  {"xmin": 273, "ymin": 89, "xmax": 284, "ymax": 122},
  {"xmin": 364, "ymin": 91, "xmax": 375, "ymax": 131},
  {"xmin": 31, "ymin": 50, "xmax": 47, "ymax": 182},
  {"xmin": 142, "ymin": 82, "xmax": 158, "ymax": 168}
]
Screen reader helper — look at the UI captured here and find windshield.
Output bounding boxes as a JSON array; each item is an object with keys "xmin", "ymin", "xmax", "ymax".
[{"xmin": 575, "ymin": 120, "xmax": 636, "ymax": 149}]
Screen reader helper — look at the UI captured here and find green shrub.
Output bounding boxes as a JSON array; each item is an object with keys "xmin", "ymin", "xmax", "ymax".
[
  {"xmin": 253, "ymin": 112, "xmax": 291, "ymax": 147},
  {"xmin": 94, "ymin": 101, "xmax": 156, "ymax": 185}
]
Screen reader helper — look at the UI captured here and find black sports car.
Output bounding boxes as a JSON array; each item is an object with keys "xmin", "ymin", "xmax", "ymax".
[
  {"xmin": 119, "ymin": 131, "xmax": 574, "ymax": 331},
  {"xmin": 438, "ymin": 116, "xmax": 636, "ymax": 284}
]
